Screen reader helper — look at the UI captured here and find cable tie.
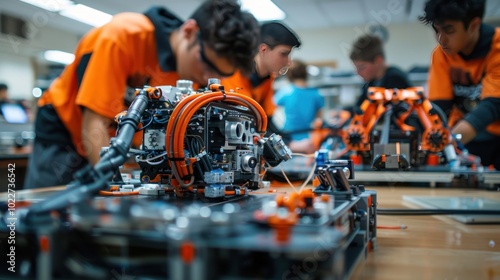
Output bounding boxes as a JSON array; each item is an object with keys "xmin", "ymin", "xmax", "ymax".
[{"xmin": 194, "ymin": 150, "xmax": 207, "ymax": 161}]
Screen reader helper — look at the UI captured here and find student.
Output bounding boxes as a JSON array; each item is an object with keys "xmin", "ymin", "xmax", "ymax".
[
  {"xmin": 349, "ymin": 34, "xmax": 411, "ymax": 109},
  {"xmin": 221, "ymin": 21, "xmax": 301, "ymax": 135},
  {"xmin": 420, "ymin": 0, "xmax": 500, "ymax": 169},
  {"xmin": 274, "ymin": 60, "xmax": 324, "ymax": 154},
  {"xmin": 0, "ymin": 83, "xmax": 11, "ymax": 120},
  {"xmin": 0, "ymin": 82, "xmax": 32, "ymax": 121},
  {"xmin": 0, "ymin": 83, "xmax": 9, "ymax": 113},
  {"xmin": 24, "ymin": 0, "xmax": 260, "ymax": 189}
]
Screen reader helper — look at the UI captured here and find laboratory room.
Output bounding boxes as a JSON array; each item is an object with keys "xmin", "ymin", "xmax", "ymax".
[{"xmin": 0, "ymin": 0, "xmax": 499, "ymax": 279}]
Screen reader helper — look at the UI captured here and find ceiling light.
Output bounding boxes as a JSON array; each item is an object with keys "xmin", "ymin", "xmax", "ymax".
[
  {"xmin": 307, "ymin": 65, "xmax": 321, "ymax": 77},
  {"xmin": 19, "ymin": 0, "xmax": 74, "ymax": 12},
  {"xmin": 44, "ymin": 50, "xmax": 75, "ymax": 65},
  {"xmin": 59, "ymin": 4, "xmax": 112, "ymax": 27},
  {"xmin": 18, "ymin": 0, "xmax": 111, "ymax": 27},
  {"xmin": 32, "ymin": 87, "xmax": 43, "ymax": 98},
  {"xmin": 240, "ymin": 0, "xmax": 286, "ymax": 21}
]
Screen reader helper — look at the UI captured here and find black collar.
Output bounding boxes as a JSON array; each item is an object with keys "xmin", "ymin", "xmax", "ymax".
[
  {"xmin": 459, "ymin": 24, "xmax": 495, "ymax": 60},
  {"xmin": 144, "ymin": 7, "xmax": 183, "ymax": 71},
  {"xmin": 249, "ymin": 66, "xmax": 271, "ymax": 88}
]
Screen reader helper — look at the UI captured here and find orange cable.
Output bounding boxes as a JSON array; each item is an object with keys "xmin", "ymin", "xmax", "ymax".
[
  {"xmin": 164, "ymin": 90, "xmax": 268, "ymax": 187},
  {"xmin": 98, "ymin": 190, "xmax": 140, "ymax": 196},
  {"xmin": 172, "ymin": 92, "xmax": 267, "ymax": 179}
]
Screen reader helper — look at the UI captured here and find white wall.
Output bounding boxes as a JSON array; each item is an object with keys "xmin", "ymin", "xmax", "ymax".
[
  {"xmin": 0, "ymin": 53, "xmax": 35, "ymax": 100},
  {"xmin": 293, "ymin": 22, "xmax": 437, "ymax": 71},
  {"xmin": 0, "ymin": 23, "xmax": 80, "ymax": 100}
]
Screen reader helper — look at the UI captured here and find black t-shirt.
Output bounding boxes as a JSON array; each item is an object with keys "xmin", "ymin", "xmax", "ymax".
[{"xmin": 355, "ymin": 66, "xmax": 411, "ymax": 108}]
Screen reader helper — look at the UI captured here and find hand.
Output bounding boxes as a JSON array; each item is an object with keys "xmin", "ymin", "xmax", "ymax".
[{"xmin": 451, "ymin": 120, "xmax": 476, "ymax": 145}]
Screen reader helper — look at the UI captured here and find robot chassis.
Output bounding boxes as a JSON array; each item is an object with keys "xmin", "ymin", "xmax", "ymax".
[
  {"xmin": 0, "ymin": 80, "xmax": 376, "ymax": 279},
  {"xmin": 321, "ymin": 86, "xmax": 499, "ymax": 187}
]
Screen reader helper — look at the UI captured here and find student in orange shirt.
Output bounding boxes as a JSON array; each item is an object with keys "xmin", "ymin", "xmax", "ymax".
[
  {"xmin": 221, "ymin": 21, "xmax": 301, "ymax": 135},
  {"xmin": 24, "ymin": 0, "xmax": 260, "ymax": 189},
  {"xmin": 420, "ymin": 0, "xmax": 500, "ymax": 169}
]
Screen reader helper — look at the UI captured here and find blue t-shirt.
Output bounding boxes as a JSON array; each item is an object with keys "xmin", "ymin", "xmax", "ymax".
[{"xmin": 274, "ymin": 85, "xmax": 324, "ymax": 141}]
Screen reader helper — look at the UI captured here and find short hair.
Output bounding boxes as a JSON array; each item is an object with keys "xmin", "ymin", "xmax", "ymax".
[
  {"xmin": 419, "ymin": 0, "xmax": 485, "ymax": 28},
  {"xmin": 190, "ymin": 0, "xmax": 260, "ymax": 74},
  {"xmin": 349, "ymin": 34, "xmax": 385, "ymax": 62},
  {"xmin": 260, "ymin": 21, "xmax": 301, "ymax": 49},
  {"xmin": 0, "ymin": 83, "xmax": 7, "ymax": 91},
  {"xmin": 286, "ymin": 60, "xmax": 308, "ymax": 81}
]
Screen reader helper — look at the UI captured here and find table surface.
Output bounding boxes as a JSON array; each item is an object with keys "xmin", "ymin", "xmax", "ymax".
[
  {"xmin": 0, "ymin": 145, "xmax": 31, "ymax": 162},
  {"xmin": 349, "ymin": 186, "xmax": 500, "ymax": 280},
  {"xmin": 2, "ymin": 185, "xmax": 499, "ymax": 279}
]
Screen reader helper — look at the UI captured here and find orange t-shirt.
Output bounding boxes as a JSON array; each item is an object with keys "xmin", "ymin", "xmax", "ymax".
[
  {"xmin": 39, "ymin": 11, "xmax": 181, "ymax": 156},
  {"xmin": 427, "ymin": 25, "xmax": 500, "ymax": 136},
  {"xmin": 221, "ymin": 70, "xmax": 276, "ymax": 117}
]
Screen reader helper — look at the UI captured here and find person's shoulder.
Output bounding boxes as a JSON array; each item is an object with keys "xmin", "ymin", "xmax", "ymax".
[
  {"xmin": 305, "ymin": 87, "xmax": 321, "ymax": 94},
  {"xmin": 221, "ymin": 70, "xmax": 252, "ymax": 93},
  {"xmin": 112, "ymin": 11, "xmax": 145, "ymax": 21},
  {"xmin": 275, "ymin": 84, "xmax": 294, "ymax": 96},
  {"xmin": 103, "ymin": 12, "xmax": 154, "ymax": 36},
  {"xmin": 385, "ymin": 66, "xmax": 407, "ymax": 77},
  {"xmin": 222, "ymin": 70, "xmax": 249, "ymax": 85},
  {"xmin": 383, "ymin": 66, "xmax": 411, "ymax": 88},
  {"xmin": 429, "ymin": 45, "xmax": 449, "ymax": 62},
  {"xmin": 490, "ymin": 27, "xmax": 500, "ymax": 52}
]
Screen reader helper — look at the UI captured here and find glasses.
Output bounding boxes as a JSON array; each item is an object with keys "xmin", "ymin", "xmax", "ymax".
[
  {"xmin": 278, "ymin": 66, "xmax": 289, "ymax": 76},
  {"xmin": 198, "ymin": 33, "xmax": 235, "ymax": 77},
  {"xmin": 354, "ymin": 63, "xmax": 370, "ymax": 72}
]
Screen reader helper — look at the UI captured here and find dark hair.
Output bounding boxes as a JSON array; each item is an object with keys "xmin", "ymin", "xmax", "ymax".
[
  {"xmin": 0, "ymin": 83, "xmax": 8, "ymax": 91},
  {"xmin": 419, "ymin": 0, "xmax": 485, "ymax": 28},
  {"xmin": 349, "ymin": 34, "xmax": 384, "ymax": 62},
  {"xmin": 260, "ymin": 21, "xmax": 301, "ymax": 49},
  {"xmin": 286, "ymin": 60, "xmax": 308, "ymax": 81},
  {"xmin": 190, "ymin": 0, "xmax": 260, "ymax": 74}
]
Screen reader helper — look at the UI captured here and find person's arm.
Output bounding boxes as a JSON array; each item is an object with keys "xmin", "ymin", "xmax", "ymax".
[
  {"xmin": 315, "ymin": 89, "xmax": 325, "ymax": 121},
  {"xmin": 264, "ymin": 80, "xmax": 285, "ymax": 137},
  {"xmin": 75, "ymin": 34, "xmax": 131, "ymax": 164},
  {"xmin": 82, "ymin": 108, "xmax": 114, "ymax": 165},
  {"xmin": 457, "ymin": 98, "xmax": 500, "ymax": 144},
  {"xmin": 454, "ymin": 49, "xmax": 500, "ymax": 143},
  {"xmin": 82, "ymin": 109, "xmax": 111, "ymax": 165},
  {"xmin": 355, "ymin": 83, "xmax": 369, "ymax": 108},
  {"xmin": 261, "ymin": 79, "xmax": 277, "ymax": 117},
  {"xmin": 427, "ymin": 47, "xmax": 454, "ymax": 101},
  {"xmin": 451, "ymin": 120, "xmax": 476, "ymax": 144},
  {"xmin": 426, "ymin": 47, "xmax": 458, "ymax": 123},
  {"xmin": 311, "ymin": 108, "xmax": 323, "ymax": 129}
]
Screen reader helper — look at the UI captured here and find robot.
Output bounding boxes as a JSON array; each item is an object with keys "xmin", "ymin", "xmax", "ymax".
[
  {"xmin": 322, "ymin": 87, "xmax": 456, "ymax": 170},
  {"xmin": 110, "ymin": 79, "xmax": 292, "ymax": 198}
]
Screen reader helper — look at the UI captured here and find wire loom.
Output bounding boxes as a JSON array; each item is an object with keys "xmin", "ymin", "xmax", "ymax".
[
  {"xmin": 165, "ymin": 83, "xmax": 268, "ymax": 190},
  {"xmin": 108, "ymin": 82, "xmax": 293, "ymax": 199}
]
